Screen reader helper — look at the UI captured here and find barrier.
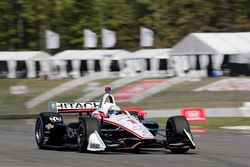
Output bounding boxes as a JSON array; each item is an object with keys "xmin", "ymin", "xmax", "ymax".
[{"xmin": 181, "ymin": 108, "xmax": 206, "ymax": 122}]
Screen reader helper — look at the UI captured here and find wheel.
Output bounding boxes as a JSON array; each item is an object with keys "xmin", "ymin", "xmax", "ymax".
[
  {"xmin": 166, "ymin": 116, "xmax": 192, "ymax": 153},
  {"xmin": 35, "ymin": 116, "xmax": 45, "ymax": 149},
  {"xmin": 77, "ymin": 117, "xmax": 100, "ymax": 152},
  {"xmin": 166, "ymin": 116, "xmax": 191, "ymax": 135},
  {"xmin": 77, "ymin": 120, "xmax": 87, "ymax": 152}
]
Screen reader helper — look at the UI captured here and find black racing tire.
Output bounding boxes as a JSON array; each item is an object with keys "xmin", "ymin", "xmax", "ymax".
[
  {"xmin": 35, "ymin": 116, "xmax": 45, "ymax": 149},
  {"xmin": 166, "ymin": 116, "xmax": 191, "ymax": 135},
  {"xmin": 166, "ymin": 116, "xmax": 191, "ymax": 154},
  {"xmin": 77, "ymin": 117, "xmax": 100, "ymax": 153}
]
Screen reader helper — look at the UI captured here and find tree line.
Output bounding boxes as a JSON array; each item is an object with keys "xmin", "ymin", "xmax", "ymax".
[{"xmin": 1, "ymin": 0, "xmax": 250, "ymax": 52}]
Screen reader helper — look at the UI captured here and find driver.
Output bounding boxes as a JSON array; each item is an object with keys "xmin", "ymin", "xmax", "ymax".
[{"xmin": 107, "ymin": 105, "xmax": 122, "ymax": 117}]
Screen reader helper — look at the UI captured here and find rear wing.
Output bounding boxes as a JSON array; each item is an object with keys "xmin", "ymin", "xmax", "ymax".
[{"xmin": 48, "ymin": 101, "xmax": 100, "ymax": 113}]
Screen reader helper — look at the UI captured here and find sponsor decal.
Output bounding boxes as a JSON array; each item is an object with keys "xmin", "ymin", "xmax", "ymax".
[
  {"xmin": 49, "ymin": 116, "xmax": 62, "ymax": 122},
  {"xmin": 104, "ymin": 118, "xmax": 155, "ymax": 139},
  {"xmin": 43, "ymin": 137, "xmax": 49, "ymax": 144},
  {"xmin": 128, "ymin": 119, "xmax": 137, "ymax": 124},
  {"xmin": 66, "ymin": 127, "xmax": 77, "ymax": 138},
  {"xmin": 181, "ymin": 108, "xmax": 206, "ymax": 122},
  {"xmin": 57, "ymin": 102, "xmax": 99, "ymax": 109},
  {"xmin": 90, "ymin": 143, "xmax": 101, "ymax": 149},
  {"xmin": 45, "ymin": 123, "xmax": 54, "ymax": 130}
]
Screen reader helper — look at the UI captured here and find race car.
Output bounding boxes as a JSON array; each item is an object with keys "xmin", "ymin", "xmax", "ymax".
[{"xmin": 35, "ymin": 86, "xmax": 196, "ymax": 153}]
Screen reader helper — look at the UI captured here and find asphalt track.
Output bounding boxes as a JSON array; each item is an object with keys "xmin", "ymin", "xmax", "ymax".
[{"xmin": 0, "ymin": 120, "xmax": 250, "ymax": 167}]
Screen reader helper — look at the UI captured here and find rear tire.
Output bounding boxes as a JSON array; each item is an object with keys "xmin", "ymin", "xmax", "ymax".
[
  {"xmin": 166, "ymin": 116, "xmax": 191, "ymax": 154},
  {"xmin": 77, "ymin": 117, "xmax": 100, "ymax": 152}
]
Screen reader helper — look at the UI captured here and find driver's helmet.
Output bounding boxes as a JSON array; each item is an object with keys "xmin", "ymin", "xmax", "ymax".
[{"xmin": 107, "ymin": 105, "xmax": 121, "ymax": 116}]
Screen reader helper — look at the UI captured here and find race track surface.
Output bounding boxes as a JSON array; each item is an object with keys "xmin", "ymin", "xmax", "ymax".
[{"xmin": 0, "ymin": 120, "xmax": 250, "ymax": 167}]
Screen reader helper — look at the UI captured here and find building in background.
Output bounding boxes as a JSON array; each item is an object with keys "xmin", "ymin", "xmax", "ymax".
[{"xmin": 0, "ymin": 51, "xmax": 51, "ymax": 78}]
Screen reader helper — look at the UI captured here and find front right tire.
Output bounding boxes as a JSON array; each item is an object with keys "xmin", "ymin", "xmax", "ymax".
[{"xmin": 166, "ymin": 116, "xmax": 192, "ymax": 154}]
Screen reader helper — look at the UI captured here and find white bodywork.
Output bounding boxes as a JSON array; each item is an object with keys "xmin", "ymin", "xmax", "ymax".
[
  {"xmin": 87, "ymin": 131, "xmax": 106, "ymax": 151},
  {"xmin": 104, "ymin": 114, "xmax": 155, "ymax": 140},
  {"xmin": 183, "ymin": 129, "xmax": 196, "ymax": 148},
  {"xmin": 97, "ymin": 92, "xmax": 155, "ymax": 140}
]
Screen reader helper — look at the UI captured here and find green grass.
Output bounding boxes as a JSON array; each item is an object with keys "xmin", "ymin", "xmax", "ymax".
[
  {"xmin": 147, "ymin": 117, "xmax": 250, "ymax": 130},
  {"xmin": 0, "ymin": 78, "xmax": 69, "ymax": 115},
  {"xmin": 119, "ymin": 77, "xmax": 250, "ymax": 109},
  {"xmin": 2, "ymin": 77, "xmax": 250, "ymax": 116},
  {"xmin": 0, "ymin": 78, "xmax": 115, "ymax": 115},
  {"xmin": 28, "ymin": 78, "xmax": 116, "ymax": 114}
]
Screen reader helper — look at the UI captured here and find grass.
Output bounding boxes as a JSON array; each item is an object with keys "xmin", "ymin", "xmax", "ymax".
[
  {"xmin": 1, "ymin": 76, "xmax": 250, "ymax": 116},
  {"xmin": 147, "ymin": 117, "xmax": 250, "ymax": 130},
  {"xmin": 119, "ymin": 77, "xmax": 250, "ymax": 109},
  {"xmin": 0, "ymin": 78, "xmax": 69, "ymax": 115},
  {"xmin": 0, "ymin": 78, "xmax": 115, "ymax": 115},
  {"xmin": 28, "ymin": 78, "xmax": 115, "ymax": 114}
]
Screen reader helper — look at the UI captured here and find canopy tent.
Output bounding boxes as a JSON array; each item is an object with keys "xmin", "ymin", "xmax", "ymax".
[
  {"xmin": 171, "ymin": 33, "xmax": 250, "ymax": 55},
  {"xmin": 51, "ymin": 49, "xmax": 131, "ymax": 78},
  {"xmin": 128, "ymin": 49, "xmax": 171, "ymax": 73},
  {"xmin": 0, "ymin": 51, "xmax": 51, "ymax": 78},
  {"xmin": 0, "ymin": 51, "xmax": 51, "ymax": 61},
  {"xmin": 170, "ymin": 32, "xmax": 250, "ymax": 76},
  {"xmin": 131, "ymin": 48, "xmax": 171, "ymax": 59},
  {"xmin": 51, "ymin": 49, "xmax": 129, "ymax": 60}
]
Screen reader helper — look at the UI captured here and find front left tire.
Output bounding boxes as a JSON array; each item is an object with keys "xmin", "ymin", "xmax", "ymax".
[
  {"xmin": 35, "ymin": 116, "xmax": 45, "ymax": 149},
  {"xmin": 77, "ymin": 117, "xmax": 100, "ymax": 152}
]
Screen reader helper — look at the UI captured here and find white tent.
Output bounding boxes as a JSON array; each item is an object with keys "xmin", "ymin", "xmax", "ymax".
[
  {"xmin": 51, "ymin": 49, "xmax": 131, "ymax": 78},
  {"xmin": 131, "ymin": 48, "xmax": 170, "ymax": 59},
  {"xmin": 0, "ymin": 51, "xmax": 51, "ymax": 78},
  {"xmin": 129, "ymin": 49, "xmax": 171, "ymax": 73},
  {"xmin": 171, "ymin": 32, "xmax": 250, "ymax": 76},
  {"xmin": 170, "ymin": 33, "xmax": 250, "ymax": 55},
  {"xmin": 52, "ymin": 50, "xmax": 124, "ymax": 60}
]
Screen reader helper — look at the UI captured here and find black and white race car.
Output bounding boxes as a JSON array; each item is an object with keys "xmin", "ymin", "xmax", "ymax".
[{"xmin": 35, "ymin": 86, "xmax": 196, "ymax": 153}]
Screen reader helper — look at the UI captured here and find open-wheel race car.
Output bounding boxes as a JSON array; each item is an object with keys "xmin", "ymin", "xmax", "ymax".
[{"xmin": 35, "ymin": 86, "xmax": 196, "ymax": 153}]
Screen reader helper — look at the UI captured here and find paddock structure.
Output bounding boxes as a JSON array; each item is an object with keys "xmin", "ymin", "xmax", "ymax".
[{"xmin": 0, "ymin": 51, "xmax": 51, "ymax": 78}]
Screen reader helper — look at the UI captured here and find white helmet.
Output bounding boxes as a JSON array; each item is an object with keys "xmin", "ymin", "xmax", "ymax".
[{"xmin": 107, "ymin": 105, "xmax": 121, "ymax": 116}]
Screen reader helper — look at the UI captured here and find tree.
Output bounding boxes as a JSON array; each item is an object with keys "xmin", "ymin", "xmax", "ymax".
[{"xmin": 1, "ymin": 0, "xmax": 250, "ymax": 51}]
